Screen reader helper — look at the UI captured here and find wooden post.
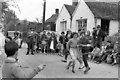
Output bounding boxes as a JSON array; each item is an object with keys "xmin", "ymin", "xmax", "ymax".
[{"xmin": 42, "ymin": 0, "xmax": 46, "ymax": 31}]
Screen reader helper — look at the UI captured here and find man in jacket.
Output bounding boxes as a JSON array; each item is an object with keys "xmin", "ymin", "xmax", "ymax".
[
  {"xmin": 26, "ymin": 29, "xmax": 35, "ymax": 55},
  {"xmin": 95, "ymin": 25, "xmax": 105, "ymax": 49}
]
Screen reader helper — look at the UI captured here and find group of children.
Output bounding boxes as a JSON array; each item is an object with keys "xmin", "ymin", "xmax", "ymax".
[{"xmin": 90, "ymin": 40, "xmax": 119, "ymax": 65}]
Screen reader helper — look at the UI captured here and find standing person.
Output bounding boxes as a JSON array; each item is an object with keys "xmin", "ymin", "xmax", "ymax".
[
  {"xmin": 62, "ymin": 30, "xmax": 72, "ymax": 62},
  {"xmin": 2, "ymin": 41, "xmax": 46, "ymax": 79},
  {"xmin": 79, "ymin": 31, "xmax": 91, "ymax": 74},
  {"xmin": 13, "ymin": 32, "xmax": 22, "ymax": 48},
  {"xmin": 26, "ymin": 29, "xmax": 35, "ymax": 55},
  {"xmin": 59, "ymin": 32, "xmax": 66, "ymax": 56},
  {"xmin": 0, "ymin": 23, "xmax": 7, "ymax": 79},
  {"xmin": 41, "ymin": 31, "xmax": 47, "ymax": 54},
  {"xmin": 66, "ymin": 32, "xmax": 80, "ymax": 73},
  {"xmin": 92, "ymin": 27, "xmax": 97, "ymax": 48},
  {"xmin": 49, "ymin": 32, "xmax": 57, "ymax": 54},
  {"xmin": 36, "ymin": 32, "xmax": 41, "ymax": 52},
  {"xmin": 46, "ymin": 32, "xmax": 51, "ymax": 54},
  {"xmin": 95, "ymin": 25, "xmax": 105, "ymax": 49}
]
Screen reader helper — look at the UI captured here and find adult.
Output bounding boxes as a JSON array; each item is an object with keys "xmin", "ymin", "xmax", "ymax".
[
  {"xmin": 95, "ymin": 25, "xmax": 105, "ymax": 49},
  {"xmin": 0, "ymin": 23, "xmax": 7, "ymax": 79},
  {"xmin": 26, "ymin": 29, "xmax": 35, "ymax": 55},
  {"xmin": 92, "ymin": 27, "xmax": 97, "ymax": 48}
]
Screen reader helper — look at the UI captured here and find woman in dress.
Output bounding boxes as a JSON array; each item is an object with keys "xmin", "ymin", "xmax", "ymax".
[{"xmin": 49, "ymin": 32, "xmax": 57, "ymax": 54}]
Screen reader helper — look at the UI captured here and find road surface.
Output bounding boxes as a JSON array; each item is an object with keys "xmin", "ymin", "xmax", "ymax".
[{"xmin": 17, "ymin": 45, "xmax": 118, "ymax": 78}]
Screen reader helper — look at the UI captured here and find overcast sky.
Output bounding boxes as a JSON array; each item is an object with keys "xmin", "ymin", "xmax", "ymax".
[
  {"xmin": 10, "ymin": 0, "xmax": 120, "ymax": 22},
  {"xmin": 14, "ymin": 0, "xmax": 72, "ymax": 22}
]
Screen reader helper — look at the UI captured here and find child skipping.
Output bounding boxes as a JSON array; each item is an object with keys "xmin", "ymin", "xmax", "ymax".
[{"xmin": 66, "ymin": 32, "xmax": 83, "ymax": 73}]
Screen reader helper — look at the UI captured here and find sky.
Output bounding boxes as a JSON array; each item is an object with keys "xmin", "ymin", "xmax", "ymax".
[
  {"xmin": 7, "ymin": 0, "xmax": 120, "ymax": 22},
  {"xmin": 13, "ymin": 0, "xmax": 72, "ymax": 22}
]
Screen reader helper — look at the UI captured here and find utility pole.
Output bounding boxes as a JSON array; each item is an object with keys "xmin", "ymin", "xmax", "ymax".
[{"xmin": 42, "ymin": 0, "xmax": 46, "ymax": 31}]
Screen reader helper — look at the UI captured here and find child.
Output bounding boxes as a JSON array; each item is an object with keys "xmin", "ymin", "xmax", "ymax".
[
  {"xmin": 57, "ymin": 41, "xmax": 63, "ymax": 56},
  {"xmin": 91, "ymin": 46, "xmax": 101, "ymax": 62},
  {"xmin": 2, "ymin": 41, "xmax": 46, "ymax": 78},
  {"xmin": 111, "ymin": 41, "xmax": 118, "ymax": 65},
  {"xmin": 66, "ymin": 32, "xmax": 83, "ymax": 73}
]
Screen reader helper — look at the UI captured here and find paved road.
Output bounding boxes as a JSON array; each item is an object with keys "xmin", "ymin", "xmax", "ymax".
[{"xmin": 17, "ymin": 47, "xmax": 118, "ymax": 78}]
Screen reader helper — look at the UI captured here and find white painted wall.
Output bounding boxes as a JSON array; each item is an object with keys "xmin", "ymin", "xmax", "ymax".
[
  {"xmin": 72, "ymin": 0, "xmax": 95, "ymax": 33},
  {"xmin": 0, "ymin": 2, "xmax": 2, "ymax": 21},
  {"xmin": 56, "ymin": 5, "xmax": 71, "ymax": 34},
  {"xmin": 109, "ymin": 20, "xmax": 118, "ymax": 36},
  {"xmin": 96, "ymin": 19, "xmax": 101, "ymax": 26}
]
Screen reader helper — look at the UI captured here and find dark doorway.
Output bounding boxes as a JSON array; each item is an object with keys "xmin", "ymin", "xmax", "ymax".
[{"xmin": 101, "ymin": 19, "xmax": 110, "ymax": 35}]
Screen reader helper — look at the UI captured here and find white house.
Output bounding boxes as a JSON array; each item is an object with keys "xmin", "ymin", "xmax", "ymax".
[
  {"xmin": 56, "ymin": 0, "xmax": 77, "ymax": 34},
  {"xmin": 0, "ymin": 2, "xmax": 2, "ymax": 21},
  {"xmin": 72, "ymin": 0, "xmax": 118, "ymax": 36}
]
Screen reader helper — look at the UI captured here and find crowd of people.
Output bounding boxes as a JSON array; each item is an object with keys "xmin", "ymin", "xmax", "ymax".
[
  {"xmin": 0, "ymin": 22, "xmax": 119, "ymax": 79},
  {"xmin": 23, "ymin": 25, "xmax": 119, "ymax": 74}
]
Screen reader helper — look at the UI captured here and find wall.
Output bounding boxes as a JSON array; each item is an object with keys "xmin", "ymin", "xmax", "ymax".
[
  {"xmin": 109, "ymin": 20, "xmax": 119, "ymax": 36},
  {"xmin": 56, "ymin": 5, "xmax": 71, "ymax": 34},
  {"xmin": 0, "ymin": 2, "xmax": 2, "ymax": 21},
  {"xmin": 72, "ymin": 0, "xmax": 95, "ymax": 33}
]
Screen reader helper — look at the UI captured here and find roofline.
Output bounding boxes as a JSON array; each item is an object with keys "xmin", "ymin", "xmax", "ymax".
[
  {"xmin": 55, "ymin": 4, "xmax": 71, "ymax": 23},
  {"xmin": 72, "ymin": 0, "xmax": 82, "ymax": 17},
  {"xmin": 64, "ymin": 4, "xmax": 74, "ymax": 17},
  {"xmin": 95, "ymin": 16, "xmax": 118, "ymax": 20}
]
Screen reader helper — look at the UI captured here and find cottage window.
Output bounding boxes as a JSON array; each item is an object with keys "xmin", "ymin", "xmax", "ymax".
[{"xmin": 77, "ymin": 19, "xmax": 87, "ymax": 32}]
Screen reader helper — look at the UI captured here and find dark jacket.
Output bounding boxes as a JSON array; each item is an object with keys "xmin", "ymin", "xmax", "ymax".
[
  {"xmin": 78, "ymin": 36, "xmax": 90, "ymax": 53},
  {"xmin": 59, "ymin": 35, "xmax": 65, "ymax": 44}
]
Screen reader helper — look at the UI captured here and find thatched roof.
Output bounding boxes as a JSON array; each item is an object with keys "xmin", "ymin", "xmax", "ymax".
[
  {"xmin": 46, "ymin": 14, "xmax": 58, "ymax": 23},
  {"xmin": 64, "ymin": 4, "xmax": 76, "ymax": 17},
  {"xmin": 86, "ymin": 2, "xmax": 118, "ymax": 20}
]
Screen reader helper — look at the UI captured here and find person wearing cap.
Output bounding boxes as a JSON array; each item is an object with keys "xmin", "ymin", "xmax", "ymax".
[
  {"xmin": 0, "ymin": 23, "xmax": 7, "ymax": 79},
  {"xmin": 95, "ymin": 25, "xmax": 105, "ymax": 49},
  {"xmin": 26, "ymin": 29, "xmax": 35, "ymax": 55}
]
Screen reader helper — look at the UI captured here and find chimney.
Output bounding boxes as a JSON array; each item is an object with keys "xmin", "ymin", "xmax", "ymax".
[
  {"xmin": 55, "ymin": 9, "xmax": 59, "ymax": 14},
  {"xmin": 72, "ymin": 0, "xmax": 78, "ymax": 6}
]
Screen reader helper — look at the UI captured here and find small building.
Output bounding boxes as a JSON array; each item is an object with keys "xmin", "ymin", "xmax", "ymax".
[
  {"xmin": 72, "ymin": 0, "xmax": 118, "ymax": 36},
  {"xmin": 56, "ymin": 0, "xmax": 77, "ymax": 34},
  {"xmin": 0, "ymin": 2, "xmax": 2, "ymax": 21},
  {"xmin": 45, "ymin": 9, "xmax": 59, "ymax": 31}
]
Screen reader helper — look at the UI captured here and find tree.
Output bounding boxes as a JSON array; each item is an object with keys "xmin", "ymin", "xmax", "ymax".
[{"xmin": 2, "ymin": 0, "xmax": 19, "ymax": 31}]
